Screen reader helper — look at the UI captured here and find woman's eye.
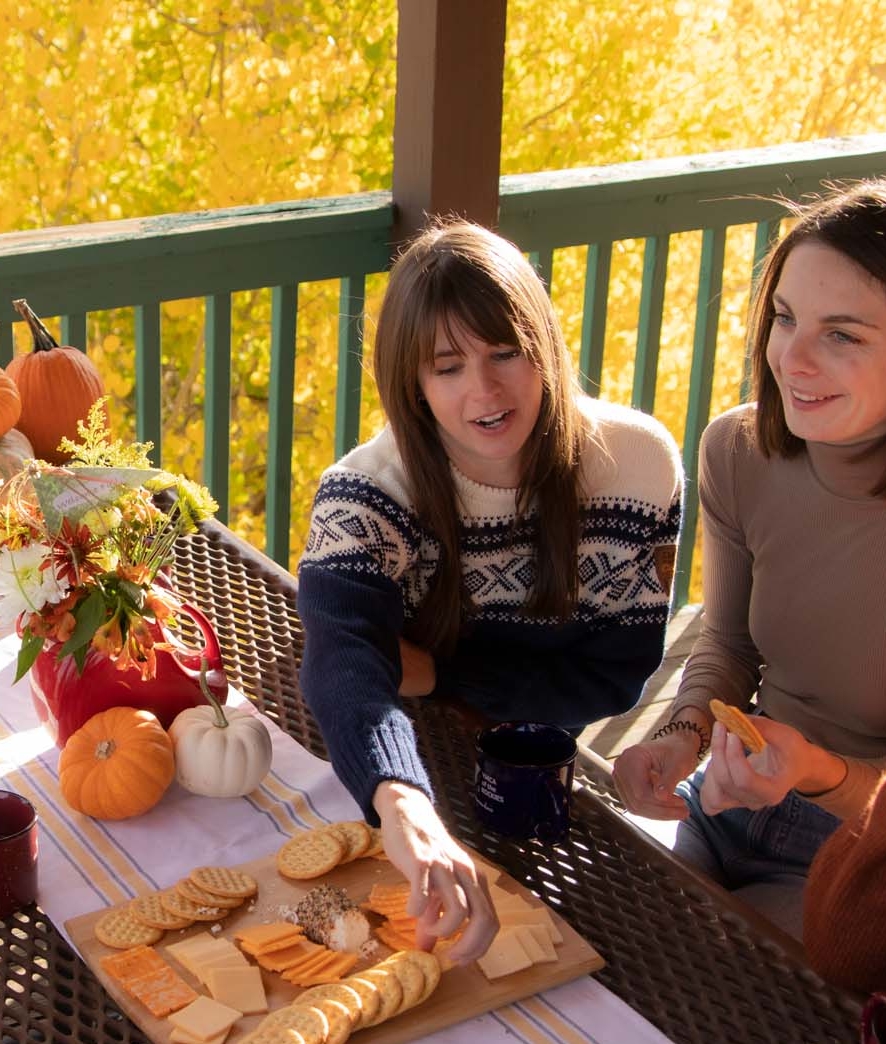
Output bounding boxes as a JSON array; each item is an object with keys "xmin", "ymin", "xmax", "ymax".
[
  {"xmin": 494, "ymin": 348, "xmax": 521, "ymax": 361},
  {"xmin": 772, "ymin": 311, "xmax": 794, "ymax": 327},
  {"xmin": 830, "ymin": 329, "xmax": 860, "ymax": 346}
]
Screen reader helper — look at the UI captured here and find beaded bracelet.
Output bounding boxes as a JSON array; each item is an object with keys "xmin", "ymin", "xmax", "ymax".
[{"xmin": 650, "ymin": 719, "xmax": 711, "ymax": 759}]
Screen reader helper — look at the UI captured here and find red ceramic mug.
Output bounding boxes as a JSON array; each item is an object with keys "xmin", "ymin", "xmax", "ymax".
[{"xmin": 0, "ymin": 791, "xmax": 38, "ymax": 918}]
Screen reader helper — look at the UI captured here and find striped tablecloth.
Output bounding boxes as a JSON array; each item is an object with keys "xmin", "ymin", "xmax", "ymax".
[{"xmin": 0, "ymin": 631, "xmax": 673, "ymax": 1044}]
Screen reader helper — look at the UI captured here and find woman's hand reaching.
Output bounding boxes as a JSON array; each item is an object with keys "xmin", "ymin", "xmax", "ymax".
[
  {"xmin": 372, "ymin": 780, "xmax": 499, "ymax": 963},
  {"xmin": 699, "ymin": 717, "xmax": 847, "ymax": 815}
]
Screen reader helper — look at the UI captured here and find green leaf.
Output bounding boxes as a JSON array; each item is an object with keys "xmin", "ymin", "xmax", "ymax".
[
  {"xmin": 59, "ymin": 589, "xmax": 108, "ymax": 658},
  {"xmin": 15, "ymin": 629, "xmax": 45, "ymax": 683}
]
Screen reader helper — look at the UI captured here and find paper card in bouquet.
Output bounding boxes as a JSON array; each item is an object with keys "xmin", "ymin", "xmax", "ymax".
[{"xmin": 66, "ymin": 843, "xmax": 605, "ymax": 1044}]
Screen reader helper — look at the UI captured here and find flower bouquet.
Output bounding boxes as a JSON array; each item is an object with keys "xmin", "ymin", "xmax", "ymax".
[{"xmin": 0, "ymin": 399, "xmax": 228, "ymax": 745}]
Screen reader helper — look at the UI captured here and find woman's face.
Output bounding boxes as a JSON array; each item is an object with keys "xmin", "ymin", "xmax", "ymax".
[
  {"xmin": 418, "ymin": 319, "xmax": 544, "ymax": 488},
  {"xmin": 766, "ymin": 241, "xmax": 886, "ymax": 445}
]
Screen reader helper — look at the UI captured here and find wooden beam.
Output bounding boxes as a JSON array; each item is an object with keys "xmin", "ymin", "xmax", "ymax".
[{"xmin": 392, "ymin": 0, "xmax": 507, "ymax": 245}]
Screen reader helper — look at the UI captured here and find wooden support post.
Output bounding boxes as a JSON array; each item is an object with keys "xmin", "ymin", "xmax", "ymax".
[{"xmin": 392, "ymin": 0, "xmax": 507, "ymax": 246}]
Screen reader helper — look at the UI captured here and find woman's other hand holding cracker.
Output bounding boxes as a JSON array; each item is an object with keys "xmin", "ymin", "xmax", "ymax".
[{"xmin": 700, "ymin": 718, "xmax": 848, "ymax": 815}]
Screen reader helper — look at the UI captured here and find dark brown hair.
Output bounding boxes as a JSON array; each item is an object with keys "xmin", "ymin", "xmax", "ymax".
[
  {"xmin": 750, "ymin": 180, "xmax": 886, "ymax": 493},
  {"xmin": 373, "ymin": 218, "xmax": 593, "ymax": 654}
]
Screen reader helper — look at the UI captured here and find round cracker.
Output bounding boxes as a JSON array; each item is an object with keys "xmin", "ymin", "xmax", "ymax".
[
  {"xmin": 324, "ymin": 820, "xmax": 372, "ymax": 863},
  {"xmin": 176, "ymin": 876, "xmax": 243, "ymax": 909},
  {"xmin": 294, "ymin": 996, "xmax": 351, "ymax": 1044},
  {"xmin": 398, "ymin": 948, "xmax": 442, "ymax": 1007},
  {"xmin": 709, "ymin": 698, "xmax": 766, "ymax": 754},
  {"xmin": 296, "ymin": 982, "xmax": 364, "ymax": 1027},
  {"xmin": 379, "ymin": 950, "xmax": 426, "ymax": 1010},
  {"xmin": 129, "ymin": 890, "xmax": 195, "ymax": 930},
  {"xmin": 362, "ymin": 825, "xmax": 386, "ymax": 858},
  {"xmin": 356, "ymin": 966, "xmax": 404, "ymax": 1027},
  {"xmin": 341, "ymin": 972, "xmax": 382, "ymax": 1028},
  {"xmin": 189, "ymin": 864, "xmax": 258, "ymax": 898},
  {"xmin": 94, "ymin": 906, "xmax": 164, "ymax": 949},
  {"xmin": 160, "ymin": 888, "xmax": 228, "ymax": 922},
  {"xmin": 277, "ymin": 828, "xmax": 345, "ymax": 880},
  {"xmin": 260, "ymin": 1003, "xmax": 330, "ymax": 1044}
]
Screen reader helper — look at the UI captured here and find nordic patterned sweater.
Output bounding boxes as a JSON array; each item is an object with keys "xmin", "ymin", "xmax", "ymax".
[{"xmin": 297, "ymin": 395, "xmax": 684, "ymax": 821}]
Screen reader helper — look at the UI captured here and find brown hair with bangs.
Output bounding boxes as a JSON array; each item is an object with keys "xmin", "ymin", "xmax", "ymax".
[
  {"xmin": 750, "ymin": 179, "xmax": 886, "ymax": 494},
  {"xmin": 373, "ymin": 218, "xmax": 592, "ymax": 655}
]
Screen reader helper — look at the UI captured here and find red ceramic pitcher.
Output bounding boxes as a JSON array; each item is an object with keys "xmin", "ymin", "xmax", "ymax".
[{"xmin": 28, "ymin": 602, "xmax": 228, "ymax": 748}]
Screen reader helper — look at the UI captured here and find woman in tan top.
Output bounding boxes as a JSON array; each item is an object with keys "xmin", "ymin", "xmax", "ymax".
[{"xmin": 614, "ymin": 180, "xmax": 886, "ymax": 938}]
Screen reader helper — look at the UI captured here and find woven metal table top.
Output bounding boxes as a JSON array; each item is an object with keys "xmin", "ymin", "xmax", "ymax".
[{"xmin": 0, "ymin": 520, "xmax": 864, "ymax": 1044}]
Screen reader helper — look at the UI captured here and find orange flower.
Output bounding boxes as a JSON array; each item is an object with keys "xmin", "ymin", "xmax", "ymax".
[
  {"xmin": 116, "ymin": 563, "xmax": 153, "ymax": 586},
  {"xmin": 92, "ymin": 613, "xmax": 124, "ymax": 659},
  {"xmin": 144, "ymin": 586, "xmax": 179, "ymax": 625}
]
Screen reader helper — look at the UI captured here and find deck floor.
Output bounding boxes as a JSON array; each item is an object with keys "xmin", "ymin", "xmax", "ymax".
[{"xmin": 578, "ymin": 604, "xmax": 704, "ymax": 763}]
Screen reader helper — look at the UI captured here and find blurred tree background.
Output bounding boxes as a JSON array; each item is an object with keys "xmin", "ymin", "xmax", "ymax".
[{"xmin": 3, "ymin": 0, "xmax": 886, "ymax": 577}]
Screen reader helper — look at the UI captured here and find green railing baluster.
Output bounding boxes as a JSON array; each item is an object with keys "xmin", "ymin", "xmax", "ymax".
[
  {"xmin": 135, "ymin": 302, "xmax": 162, "ymax": 464},
  {"xmin": 335, "ymin": 275, "xmax": 366, "ymax": 460},
  {"xmin": 579, "ymin": 242, "xmax": 612, "ymax": 393},
  {"xmin": 675, "ymin": 226, "xmax": 727, "ymax": 607},
  {"xmin": 204, "ymin": 294, "xmax": 232, "ymax": 522},
  {"xmin": 61, "ymin": 314, "xmax": 87, "ymax": 351},
  {"xmin": 632, "ymin": 235, "xmax": 670, "ymax": 414},
  {"xmin": 267, "ymin": 285, "xmax": 298, "ymax": 566}
]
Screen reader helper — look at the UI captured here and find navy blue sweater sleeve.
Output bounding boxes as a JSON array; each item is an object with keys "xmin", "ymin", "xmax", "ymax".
[{"xmin": 296, "ymin": 564, "xmax": 434, "ymax": 825}]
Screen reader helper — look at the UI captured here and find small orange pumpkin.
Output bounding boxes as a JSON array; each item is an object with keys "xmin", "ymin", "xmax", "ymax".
[
  {"xmin": 58, "ymin": 707, "xmax": 175, "ymax": 820},
  {"xmin": 8, "ymin": 298, "xmax": 106, "ymax": 464},
  {"xmin": 0, "ymin": 368, "xmax": 21, "ymax": 437}
]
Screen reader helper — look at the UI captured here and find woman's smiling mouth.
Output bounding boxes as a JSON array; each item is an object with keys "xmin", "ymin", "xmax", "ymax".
[{"xmin": 472, "ymin": 410, "xmax": 512, "ymax": 429}]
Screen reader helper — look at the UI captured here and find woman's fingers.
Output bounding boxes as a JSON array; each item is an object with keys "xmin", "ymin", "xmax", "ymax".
[{"xmin": 440, "ymin": 870, "xmax": 499, "ymax": 964}]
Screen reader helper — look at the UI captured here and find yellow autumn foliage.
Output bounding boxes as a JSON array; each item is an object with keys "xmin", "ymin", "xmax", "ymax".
[{"xmin": 1, "ymin": 0, "xmax": 885, "ymax": 590}]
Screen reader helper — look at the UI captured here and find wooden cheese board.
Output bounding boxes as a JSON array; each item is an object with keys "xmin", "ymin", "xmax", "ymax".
[{"xmin": 66, "ymin": 841, "xmax": 605, "ymax": 1044}]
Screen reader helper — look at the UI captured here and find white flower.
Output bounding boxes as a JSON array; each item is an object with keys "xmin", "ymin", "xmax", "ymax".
[{"xmin": 0, "ymin": 544, "xmax": 71, "ymax": 629}]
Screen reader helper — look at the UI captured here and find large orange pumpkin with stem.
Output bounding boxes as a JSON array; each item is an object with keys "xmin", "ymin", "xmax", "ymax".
[
  {"xmin": 58, "ymin": 707, "xmax": 175, "ymax": 820},
  {"xmin": 8, "ymin": 299, "xmax": 106, "ymax": 464}
]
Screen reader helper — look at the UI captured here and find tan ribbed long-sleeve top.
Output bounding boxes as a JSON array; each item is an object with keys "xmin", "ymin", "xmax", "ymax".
[{"xmin": 672, "ymin": 404, "xmax": 886, "ymax": 820}]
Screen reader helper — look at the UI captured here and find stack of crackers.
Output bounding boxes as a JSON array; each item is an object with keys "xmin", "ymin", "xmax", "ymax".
[
  {"xmin": 276, "ymin": 821, "xmax": 384, "ymax": 880},
  {"xmin": 240, "ymin": 948, "xmax": 441, "ymax": 1044},
  {"xmin": 94, "ymin": 866, "xmax": 258, "ymax": 950}
]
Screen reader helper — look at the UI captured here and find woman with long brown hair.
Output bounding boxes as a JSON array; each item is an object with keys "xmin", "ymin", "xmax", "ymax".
[
  {"xmin": 298, "ymin": 218, "xmax": 683, "ymax": 960},
  {"xmin": 614, "ymin": 180, "xmax": 886, "ymax": 941}
]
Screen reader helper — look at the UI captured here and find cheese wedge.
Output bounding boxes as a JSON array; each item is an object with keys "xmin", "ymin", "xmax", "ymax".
[
  {"xmin": 167, "ymin": 996, "xmax": 242, "ymax": 1042},
  {"xmin": 477, "ymin": 928, "xmax": 534, "ymax": 980},
  {"xmin": 206, "ymin": 964, "xmax": 268, "ymax": 1014}
]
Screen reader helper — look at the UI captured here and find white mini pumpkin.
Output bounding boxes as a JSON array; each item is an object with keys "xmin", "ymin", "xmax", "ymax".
[{"xmin": 169, "ymin": 677, "xmax": 272, "ymax": 797}]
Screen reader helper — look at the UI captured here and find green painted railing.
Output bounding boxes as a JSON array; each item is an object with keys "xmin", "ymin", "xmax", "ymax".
[{"xmin": 1, "ymin": 134, "xmax": 885, "ymax": 604}]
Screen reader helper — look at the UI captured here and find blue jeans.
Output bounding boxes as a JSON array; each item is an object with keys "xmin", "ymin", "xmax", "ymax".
[{"xmin": 673, "ymin": 768, "xmax": 841, "ymax": 939}]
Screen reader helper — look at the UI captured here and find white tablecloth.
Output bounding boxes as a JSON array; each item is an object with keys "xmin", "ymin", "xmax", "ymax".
[{"xmin": 0, "ymin": 631, "xmax": 673, "ymax": 1044}]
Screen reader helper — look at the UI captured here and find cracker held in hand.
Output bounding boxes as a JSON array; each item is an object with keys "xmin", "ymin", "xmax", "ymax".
[{"xmin": 709, "ymin": 698, "xmax": 766, "ymax": 754}]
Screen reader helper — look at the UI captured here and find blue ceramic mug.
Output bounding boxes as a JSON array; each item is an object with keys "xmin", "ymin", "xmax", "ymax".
[{"xmin": 474, "ymin": 721, "xmax": 577, "ymax": 842}]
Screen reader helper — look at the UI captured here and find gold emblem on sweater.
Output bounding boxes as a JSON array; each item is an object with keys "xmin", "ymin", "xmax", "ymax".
[{"xmin": 653, "ymin": 544, "xmax": 676, "ymax": 595}]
